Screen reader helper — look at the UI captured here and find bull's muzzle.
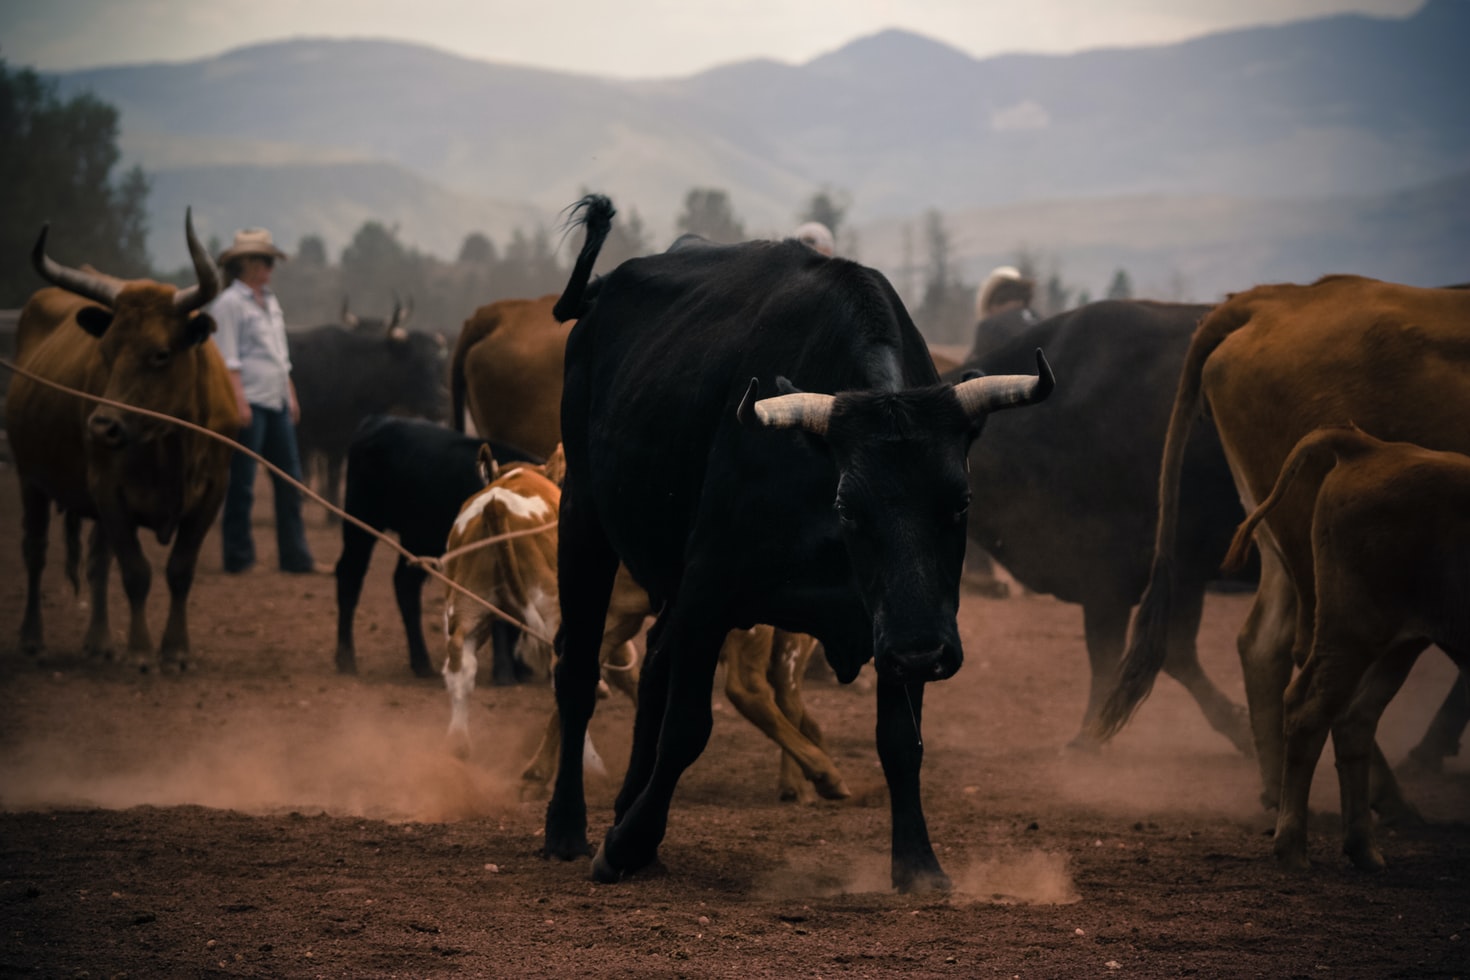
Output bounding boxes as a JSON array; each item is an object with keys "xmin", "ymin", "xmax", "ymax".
[
  {"xmin": 879, "ymin": 644, "xmax": 962, "ymax": 683},
  {"xmin": 88, "ymin": 411, "xmax": 129, "ymax": 449}
]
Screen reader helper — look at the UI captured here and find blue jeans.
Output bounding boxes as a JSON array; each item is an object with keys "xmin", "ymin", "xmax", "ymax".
[{"xmin": 222, "ymin": 404, "xmax": 315, "ymax": 573}]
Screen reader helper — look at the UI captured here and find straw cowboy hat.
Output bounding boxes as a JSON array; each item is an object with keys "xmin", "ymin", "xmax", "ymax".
[
  {"xmin": 975, "ymin": 265, "xmax": 1034, "ymax": 320},
  {"xmin": 792, "ymin": 221, "xmax": 835, "ymax": 257},
  {"xmin": 217, "ymin": 227, "xmax": 289, "ymax": 266}
]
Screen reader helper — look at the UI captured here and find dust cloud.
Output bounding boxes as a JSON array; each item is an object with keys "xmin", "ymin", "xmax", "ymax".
[
  {"xmin": 0, "ymin": 694, "xmax": 528, "ymax": 823},
  {"xmin": 753, "ymin": 848, "xmax": 1078, "ymax": 905}
]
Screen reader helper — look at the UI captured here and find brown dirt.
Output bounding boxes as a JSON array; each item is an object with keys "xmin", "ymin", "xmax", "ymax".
[{"xmin": 1, "ymin": 473, "xmax": 1467, "ymax": 979}]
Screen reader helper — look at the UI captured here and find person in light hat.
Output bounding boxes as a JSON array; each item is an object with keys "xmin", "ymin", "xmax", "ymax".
[
  {"xmin": 792, "ymin": 221, "xmax": 835, "ymax": 257},
  {"xmin": 208, "ymin": 227, "xmax": 325, "ymax": 574},
  {"xmin": 965, "ymin": 264, "xmax": 1037, "ymax": 364}
]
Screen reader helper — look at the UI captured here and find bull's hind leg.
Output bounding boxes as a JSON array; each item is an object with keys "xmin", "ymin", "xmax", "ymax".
[
  {"xmin": 543, "ymin": 486, "xmax": 620, "ymax": 861},
  {"xmin": 19, "ymin": 483, "xmax": 51, "ymax": 655},
  {"xmin": 81, "ymin": 523, "xmax": 116, "ymax": 660},
  {"xmin": 1163, "ymin": 584, "xmax": 1253, "ymax": 755},
  {"xmin": 593, "ymin": 607, "xmax": 727, "ymax": 883},
  {"xmin": 774, "ymin": 632, "xmax": 847, "ymax": 801},
  {"xmin": 1403, "ymin": 671, "xmax": 1468, "ymax": 773}
]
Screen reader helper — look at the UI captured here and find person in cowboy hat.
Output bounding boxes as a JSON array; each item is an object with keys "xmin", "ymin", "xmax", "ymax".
[{"xmin": 208, "ymin": 227, "xmax": 326, "ymax": 574}]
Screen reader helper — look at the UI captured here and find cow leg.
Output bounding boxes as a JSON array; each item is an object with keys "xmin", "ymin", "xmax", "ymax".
[
  {"xmin": 592, "ymin": 611, "xmax": 726, "ymax": 882},
  {"xmin": 613, "ymin": 630, "xmax": 673, "ymax": 825},
  {"xmin": 1072, "ymin": 599, "xmax": 1130, "ymax": 751},
  {"xmin": 1404, "ymin": 670, "xmax": 1469, "ymax": 773},
  {"xmin": 19, "ymin": 483, "xmax": 50, "ymax": 655},
  {"xmin": 106, "ymin": 523, "xmax": 155, "ymax": 667},
  {"xmin": 1272, "ymin": 648, "xmax": 1345, "ymax": 871},
  {"xmin": 158, "ymin": 503, "xmax": 216, "ymax": 669},
  {"xmin": 1333, "ymin": 641, "xmax": 1423, "ymax": 872},
  {"xmin": 333, "ymin": 522, "xmax": 376, "ymax": 675},
  {"xmin": 877, "ymin": 678, "xmax": 949, "ymax": 893},
  {"xmin": 81, "ymin": 522, "xmax": 116, "ymax": 660},
  {"xmin": 772, "ymin": 633, "xmax": 847, "ymax": 801},
  {"xmin": 1237, "ymin": 552, "xmax": 1297, "ymax": 810},
  {"xmin": 63, "ymin": 510, "xmax": 82, "ymax": 597},
  {"xmin": 490, "ymin": 619, "xmax": 522, "ymax": 685},
  {"xmin": 722, "ymin": 627, "xmax": 848, "ymax": 802},
  {"xmin": 323, "ymin": 453, "xmax": 344, "ymax": 525},
  {"xmin": 1162, "ymin": 585, "xmax": 1253, "ymax": 755},
  {"xmin": 392, "ymin": 557, "xmax": 436, "ymax": 678},
  {"xmin": 543, "ymin": 488, "xmax": 620, "ymax": 862},
  {"xmin": 440, "ymin": 599, "xmax": 480, "ymax": 759}
]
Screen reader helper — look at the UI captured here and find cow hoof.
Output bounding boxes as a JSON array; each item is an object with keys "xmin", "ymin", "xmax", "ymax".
[
  {"xmin": 1345, "ymin": 841, "xmax": 1386, "ymax": 872},
  {"xmin": 542, "ymin": 831, "xmax": 593, "ymax": 862},
  {"xmin": 410, "ymin": 659, "xmax": 436, "ymax": 680},
  {"xmin": 814, "ymin": 774, "xmax": 851, "ymax": 801},
  {"xmin": 590, "ymin": 844, "xmax": 624, "ymax": 883},
  {"xmin": 1062, "ymin": 732, "xmax": 1103, "ymax": 755},
  {"xmin": 335, "ymin": 652, "xmax": 359, "ymax": 676}
]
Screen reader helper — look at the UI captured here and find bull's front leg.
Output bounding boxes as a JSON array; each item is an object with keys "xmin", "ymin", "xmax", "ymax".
[
  {"xmin": 876, "ymin": 678, "xmax": 950, "ymax": 893},
  {"xmin": 19, "ymin": 483, "xmax": 51, "ymax": 655},
  {"xmin": 159, "ymin": 503, "xmax": 218, "ymax": 670}
]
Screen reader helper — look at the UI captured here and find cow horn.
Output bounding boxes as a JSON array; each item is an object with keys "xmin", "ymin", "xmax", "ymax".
[
  {"xmin": 750, "ymin": 390, "xmax": 836, "ymax": 435},
  {"xmin": 171, "ymin": 208, "xmax": 222, "ymax": 313},
  {"xmin": 340, "ymin": 296, "xmax": 358, "ymax": 328},
  {"xmin": 32, "ymin": 225, "xmax": 122, "ymax": 309},
  {"xmin": 952, "ymin": 348, "xmax": 1055, "ymax": 419}
]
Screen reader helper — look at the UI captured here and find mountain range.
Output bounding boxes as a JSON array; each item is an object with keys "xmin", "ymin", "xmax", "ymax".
[{"xmin": 49, "ymin": 0, "xmax": 1470, "ymax": 300}]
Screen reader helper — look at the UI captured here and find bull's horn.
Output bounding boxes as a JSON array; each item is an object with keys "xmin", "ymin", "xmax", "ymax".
[
  {"xmin": 340, "ymin": 296, "xmax": 358, "ymax": 327},
  {"xmin": 952, "ymin": 348, "xmax": 1055, "ymax": 419},
  {"xmin": 32, "ymin": 225, "xmax": 123, "ymax": 309},
  {"xmin": 172, "ymin": 207, "xmax": 222, "ymax": 313},
  {"xmin": 746, "ymin": 383, "xmax": 836, "ymax": 436}
]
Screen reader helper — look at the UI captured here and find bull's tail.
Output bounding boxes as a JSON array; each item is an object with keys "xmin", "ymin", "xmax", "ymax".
[
  {"xmin": 1221, "ymin": 424, "xmax": 1372, "ymax": 574},
  {"xmin": 1091, "ymin": 299, "xmax": 1256, "ymax": 741},
  {"xmin": 552, "ymin": 195, "xmax": 615, "ymax": 323},
  {"xmin": 449, "ymin": 306, "xmax": 503, "ymax": 433}
]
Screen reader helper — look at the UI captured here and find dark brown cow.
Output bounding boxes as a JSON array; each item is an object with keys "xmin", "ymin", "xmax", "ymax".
[
  {"xmin": 450, "ymin": 294, "xmax": 569, "ymax": 457},
  {"xmin": 6, "ymin": 211, "xmax": 236, "ymax": 670},
  {"xmin": 1222, "ymin": 426, "xmax": 1470, "ymax": 871}
]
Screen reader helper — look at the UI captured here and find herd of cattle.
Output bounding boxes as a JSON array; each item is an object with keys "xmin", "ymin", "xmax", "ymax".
[{"xmin": 4, "ymin": 200, "xmax": 1467, "ymax": 893}]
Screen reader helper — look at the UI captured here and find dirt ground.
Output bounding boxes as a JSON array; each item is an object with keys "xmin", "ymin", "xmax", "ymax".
[{"xmin": 1, "ymin": 472, "xmax": 1467, "ymax": 979}]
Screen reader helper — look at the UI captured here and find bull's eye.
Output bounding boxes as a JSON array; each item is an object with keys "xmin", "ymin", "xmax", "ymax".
[
  {"xmin": 953, "ymin": 494, "xmax": 972, "ymax": 525},
  {"xmin": 149, "ymin": 348, "xmax": 171, "ymax": 368},
  {"xmin": 834, "ymin": 497, "xmax": 858, "ymax": 529}
]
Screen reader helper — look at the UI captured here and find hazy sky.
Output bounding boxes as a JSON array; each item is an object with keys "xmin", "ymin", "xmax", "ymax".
[{"xmin": 2, "ymin": 0, "xmax": 1426, "ymax": 78}]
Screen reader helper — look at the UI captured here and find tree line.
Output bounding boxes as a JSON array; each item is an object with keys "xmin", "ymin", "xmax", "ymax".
[{"xmin": 2, "ymin": 59, "xmax": 1140, "ymax": 349}]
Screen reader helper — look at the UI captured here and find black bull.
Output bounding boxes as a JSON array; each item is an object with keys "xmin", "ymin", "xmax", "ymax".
[{"xmin": 541, "ymin": 195, "xmax": 1053, "ymax": 893}]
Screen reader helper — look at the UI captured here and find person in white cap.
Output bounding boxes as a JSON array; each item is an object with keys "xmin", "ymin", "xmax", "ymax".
[
  {"xmin": 792, "ymin": 221, "xmax": 835, "ymax": 257},
  {"xmin": 208, "ymin": 228, "xmax": 324, "ymax": 575},
  {"xmin": 965, "ymin": 265, "xmax": 1037, "ymax": 364}
]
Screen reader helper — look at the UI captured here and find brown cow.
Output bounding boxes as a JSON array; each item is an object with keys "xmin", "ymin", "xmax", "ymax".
[
  {"xmin": 1095, "ymin": 276, "xmax": 1470, "ymax": 821},
  {"xmin": 440, "ymin": 449, "xmax": 849, "ymax": 802},
  {"xmin": 450, "ymin": 294, "xmax": 568, "ymax": 457},
  {"xmin": 7, "ymin": 210, "xmax": 236, "ymax": 670},
  {"xmin": 1222, "ymin": 426, "xmax": 1470, "ymax": 871}
]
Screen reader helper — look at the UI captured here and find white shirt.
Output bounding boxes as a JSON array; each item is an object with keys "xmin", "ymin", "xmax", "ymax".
[{"xmin": 208, "ymin": 279, "xmax": 293, "ymax": 410}]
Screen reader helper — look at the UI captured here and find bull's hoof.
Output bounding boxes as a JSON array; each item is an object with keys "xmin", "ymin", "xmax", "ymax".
[
  {"xmin": 409, "ymin": 658, "xmax": 436, "ymax": 680},
  {"xmin": 1344, "ymin": 839, "xmax": 1387, "ymax": 872},
  {"xmin": 1272, "ymin": 830, "xmax": 1310, "ymax": 872},
  {"xmin": 893, "ymin": 866, "xmax": 952, "ymax": 895},
  {"xmin": 1063, "ymin": 732, "xmax": 1103, "ymax": 755},
  {"xmin": 590, "ymin": 844, "xmax": 624, "ymax": 883},
  {"xmin": 542, "ymin": 832, "xmax": 593, "ymax": 862},
  {"xmin": 335, "ymin": 650, "xmax": 359, "ymax": 675}
]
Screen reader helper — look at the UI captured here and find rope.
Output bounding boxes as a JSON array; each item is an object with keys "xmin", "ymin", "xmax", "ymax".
[{"xmin": 0, "ymin": 355, "xmax": 556, "ymax": 646}]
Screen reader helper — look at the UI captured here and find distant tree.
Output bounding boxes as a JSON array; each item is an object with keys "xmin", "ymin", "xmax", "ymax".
[
  {"xmin": 677, "ymin": 188, "xmax": 745, "ymax": 244},
  {"xmin": 457, "ymin": 231, "xmax": 496, "ymax": 265},
  {"xmin": 0, "ymin": 60, "xmax": 151, "ymax": 305},
  {"xmin": 914, "ymin": 209, "xmax": 974, "ymax": 344},
  {"xmin": 1076, "ymin": 289, "xmax": 1093, "ymax": 307},
  {"xmin": 296, "ymin": 234, "xmax": 328, "ymax": 267},
  {"xmin": 1044, "ymin": 273, "xmax": 1072, "ymax": 317},
  {"xmin": 501, "ymin": 225, "xmax": 564, "ymax": 296},
  {"xmin": 1106, "ymin": 269, "xmax": 1134, "ymax": 301},
  {"xmin": 340, "ymin": 220, "xmax": 420, "ymax": 314},
  {"xmin": 799, "ymin": 188, "xmax": 850, "ymax": 238}
]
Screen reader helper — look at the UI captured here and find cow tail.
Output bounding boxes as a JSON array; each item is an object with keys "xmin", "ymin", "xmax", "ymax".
[
  {"xmin": 1092, "ymin": 300, "xmax": 1255, "ymax": 741},
  {"xmin": 1221, "ymin": 424, "xmax": 1366, "ymax": 573},
  {"xmin": 553, "ymin": 195, "xmax": 616, "ymax": 323},
  {"xmin": 450, "ymin": 308, "xmax": 499, "ymax": 433}
]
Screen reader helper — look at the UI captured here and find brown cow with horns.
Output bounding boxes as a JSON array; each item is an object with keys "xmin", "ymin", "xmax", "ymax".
[{"xmin": 6, "ymin": 209, "xmax": 238, "ymax": 671}]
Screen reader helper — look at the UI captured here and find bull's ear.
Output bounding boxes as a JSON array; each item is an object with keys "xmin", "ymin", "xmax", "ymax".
[
  {"xmin": 185, "ymin": 312, "xmax": 216, "ymax": 347},
  {"xmin": 774, "ymin": 375, "xmax": 802, "ymax": 395},
  {"xmin": 960, "ymin": 369, "xmax": 983, "ymax": 382},
  {"xmin": 75, "ymin": 306, "xmax": 113, "ymax": 338}
]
